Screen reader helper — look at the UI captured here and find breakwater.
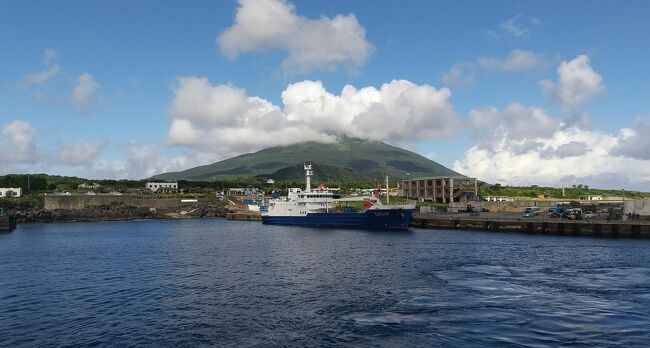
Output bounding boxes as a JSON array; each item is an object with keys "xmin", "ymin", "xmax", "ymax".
[
  {"xmin": 0, "ymin": 215, "xmax": 16, "ymax": 231},
  {"xmin": 411, "ymin": 215, "xmax": 650, "ymax": 238},
  {"xmin": 5, "ymin": 195, "xmax": 229, "ymax": 223},
  {"xmin": 44, "ymin": 195, "xmax": 197, "ymax": 210},
  {"xmin": 226, "ymin": 211, "xmax": 262, "ymax": 221}
]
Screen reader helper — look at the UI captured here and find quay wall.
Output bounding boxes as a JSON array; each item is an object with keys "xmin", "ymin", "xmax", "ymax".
[
  {"xmin": 0, "ymin": 215, "xmax": 16, "ymax": 231},
  {"xmin": 44, "ymin": 195, "xmax": 196, "ymax": 210},
  {"xmin": 449, "ymin": 200, "xmax": 622, "ymax": 213},
  {"xmin": 411, "ymin": 216, "xmax": 650, "ymax": 238}
]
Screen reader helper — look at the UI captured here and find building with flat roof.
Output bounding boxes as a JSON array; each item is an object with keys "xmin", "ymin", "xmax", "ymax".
[
  {"xmin": 485, "ymin": 195, "xmax": 516, "ymax": 202},
  {"xmin": 0, "ymin": 188, "xmax": 22, "ymax": 198},
  {"xmin": 401, "ymin": 176, "xmax": 477, "ymax": 203},
  {"xmin": 228, "ymin": 186, "xmax": 260, "ymax": 196},
  {"xmin": 146, "ymin": 182, "xmax": 178, "ymax": 192}
]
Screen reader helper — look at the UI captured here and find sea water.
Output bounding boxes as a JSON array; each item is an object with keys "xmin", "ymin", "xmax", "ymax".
[{"xmin": 1, "ymin": 219, "xmax": 649, "ymax": 346}]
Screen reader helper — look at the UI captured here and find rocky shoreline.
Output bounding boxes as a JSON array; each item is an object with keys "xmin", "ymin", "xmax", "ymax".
[{"xmin": 2, "ymin": 198, "xmax": 230, "ymax": 224}]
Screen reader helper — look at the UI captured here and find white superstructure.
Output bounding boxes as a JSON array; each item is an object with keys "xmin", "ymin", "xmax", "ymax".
[
  {"xmin": 263, "ymin": 163, "xmax": 415, "ymax": 217},
  {"xmin": 264, "ymin": 164, "xmax": 335, "ymax": 217}
]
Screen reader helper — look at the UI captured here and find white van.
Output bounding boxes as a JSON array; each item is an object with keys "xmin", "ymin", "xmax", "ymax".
[{"xmin": 523, "ymin": 206, "xmax": 541, "ymax": 217}]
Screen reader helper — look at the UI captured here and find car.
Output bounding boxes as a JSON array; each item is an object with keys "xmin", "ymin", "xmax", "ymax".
[
  {"xmin": 523, "ymin": 206, "xmax": 541, "ymax": 217},
  {"xmin": 584, "ymin": 211, "xmax": 595, "ymax": 219}
]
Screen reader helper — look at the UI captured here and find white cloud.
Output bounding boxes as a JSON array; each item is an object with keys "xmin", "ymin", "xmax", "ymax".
[
  {"xmin": 57, "ymin": 140, "xmax": 107, "ymax": 166},
  {"xmin": 455, "ymin": 103, "xmax": 650, "ymax": 190},
  {"xmin": 19, "ymin": 49, "xmax": 61, "ymax": 90},
  {"xmin": 218, "ymin": 0, "xmax": 373, "ymax": 74},
  {"xmin": 487, "ymin": 14, "xmax": 531, "ymax": 40},
  {"xmin": 479, "ymin": 49, "xmax": 545, "ymax": 71},
  {"xmin": 43, "ymin": 48, "xmax": 58, "ymax": 63},
  {"xmin": 611, "ymin": 116, "xmax": 650, "ymax": 160},
  {"xmin": 0, "ymin": 120, "xmax": 40, "ymax": 163},
  {"xmin": 72, "ymin": 73, "xmax": 99, "ymax": 114},
  {"xmin": 166, "ymin": 77, "xmax": 459, "ymax": 157},
  {"xmin": 442, "ymin": 64, "xmax": 474, "ymax": 87},
  {"xmin": 20, "ymin": 65, "xmax": 61, "ymax": 89},
  {"xmin": 87, "ymin": 142, "xmax": 213, "ymax": 179},
  {"xmin": 540, "ymin": 54, "xmax": 604, "ymax": 110},
  {"xmin": 467, "ymin": 102, "xmax": 557, "ymax": 143}
]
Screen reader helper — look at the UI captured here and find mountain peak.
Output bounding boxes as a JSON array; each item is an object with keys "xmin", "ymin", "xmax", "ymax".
[{"xmin": 155, "ymin": 137, "xmax": 462, "ymax": 181}]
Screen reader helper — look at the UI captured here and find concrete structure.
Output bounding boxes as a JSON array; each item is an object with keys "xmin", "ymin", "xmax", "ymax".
[
  {"xmin": 0, "ymin": 188, "xmax": 22, "ymax": 198},
  {"xmin": 484, "ymin": 196, "xmax": 515, "ymax": 202},
  {"xmin": 411, "ymin": 215, "xmax": 650, "ymax": 238},
  {"xmin": 44, "ymin": 195, "xmax": 195, "ymax": 210},
  {"xmin": 0, "ymin": 214, "xmax": 16, "ymax": 231},
  {"xmin": 624, "ymin": 200, "xmax": 650, "ymax": 220},
  {"xmin": 401, "ymin": 176, "xmax": 478, "ymax": 203},
  {"xmin": 146, "ymin": 182, "xmax": 178, "ymax": 192}
]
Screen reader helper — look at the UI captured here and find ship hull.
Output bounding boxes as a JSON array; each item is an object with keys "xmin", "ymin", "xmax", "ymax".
[{"xmin": 261, "ymin": 209, "xmax": 413, "ymax": 230}]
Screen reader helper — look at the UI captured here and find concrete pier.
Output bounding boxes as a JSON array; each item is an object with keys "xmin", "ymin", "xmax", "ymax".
[
  {"xmin": 226, "ymin": 211, "xmax": 262, "ymax": 221},
  {"xmin": 411, "ymin": 215, "xmax": 650, "ymax": 238},
  {"xmin": 0, "ymin": 214, "xmax": 17, "ymax": 231}
]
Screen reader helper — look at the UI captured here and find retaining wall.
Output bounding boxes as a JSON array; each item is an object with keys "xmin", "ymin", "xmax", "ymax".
[{"xmin": 44, "ymin": 195, "xmax": 196, "ymax": 210}]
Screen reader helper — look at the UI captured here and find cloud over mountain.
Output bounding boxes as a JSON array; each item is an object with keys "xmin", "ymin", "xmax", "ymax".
[{"xmin": 167, "ymin": 77, "xmax": 459, "ymax": 157}]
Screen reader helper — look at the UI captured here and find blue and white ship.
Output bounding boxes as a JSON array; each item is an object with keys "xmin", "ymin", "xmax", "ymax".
[{"xmin": 261, "ymin": 164, "xmax": 415, "ymax": 229}]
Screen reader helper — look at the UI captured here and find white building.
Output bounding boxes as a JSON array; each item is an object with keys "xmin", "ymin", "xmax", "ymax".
[
  {"xmin": 266, "ymin": 179, "xmax": 275, "ymax": 184},
  {"xmin": 580, "ymin": 195, "xmax": 603, "ymax": 201},
  {"xmin": 146, "ymin": 182, "xmax": 178, "ymax": 192},
  {"xmin": 485, "ymin": 196, "xmax": 516, "ymax": 202},
  {"xmin": 78, "ymin": 182, "xmax": 100, "ymax": 190},
  {"xmin": 228, "ymin": 186, "xmax": 259, "ymax": 196},
  {"xmin": 0, "ymin": 188, "xmax": 22, "ymax": 198}
]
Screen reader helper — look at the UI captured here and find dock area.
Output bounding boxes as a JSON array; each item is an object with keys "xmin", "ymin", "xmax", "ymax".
[
  {"xmin": 411, "ymin": 214, "xmax": 650, "ymax": 238},
  {"xmin": 226, "ymin": 211, "xmax": 262, "ymax": 221},
  {"xmin": 0, "ymin": 214, "xmax": 17, "ymax": 231}
]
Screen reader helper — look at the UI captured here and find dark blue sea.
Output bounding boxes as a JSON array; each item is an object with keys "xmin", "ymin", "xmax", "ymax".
[{"xmin": 1, "ymin": 219, "xmax": 649, "ymax": 347}]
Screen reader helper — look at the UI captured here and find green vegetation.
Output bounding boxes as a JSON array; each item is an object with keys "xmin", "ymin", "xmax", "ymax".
[
  {"xmin": 478, "ymin": 182, "xmax": 650, "ymax": 200},
  {"xmin": 154, "ymin": 137, "xmax": 462, "ymax": 181}
]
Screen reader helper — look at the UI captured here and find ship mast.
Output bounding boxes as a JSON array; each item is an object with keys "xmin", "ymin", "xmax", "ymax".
[
  {"xmin": 304, "ymin": 163, "xmax": 313, "ymax": 193},
  {"xmin": 385, "ymin": 174, "xmax": 390, "ymax": 204}
]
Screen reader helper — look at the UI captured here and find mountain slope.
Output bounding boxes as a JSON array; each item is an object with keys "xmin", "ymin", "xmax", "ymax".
[{"xmin": 155, "ymin": 137, "xmax": 464, "ymax": 181}]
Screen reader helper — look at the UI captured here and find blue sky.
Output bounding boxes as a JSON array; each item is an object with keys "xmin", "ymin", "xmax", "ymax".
[{"xmin": 1, "ymin": 0, "xmax": 650, "ymax": 189}]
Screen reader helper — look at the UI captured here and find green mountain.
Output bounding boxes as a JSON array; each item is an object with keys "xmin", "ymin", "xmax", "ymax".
[{"xmin": 154, "ymin": 137, "xmax": 463, "ymax": 181}]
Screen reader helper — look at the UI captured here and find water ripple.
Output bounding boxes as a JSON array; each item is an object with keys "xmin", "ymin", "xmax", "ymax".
[{"xmin": 1, "ymin": 220, "xmax": 649, "ymax": 347}]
